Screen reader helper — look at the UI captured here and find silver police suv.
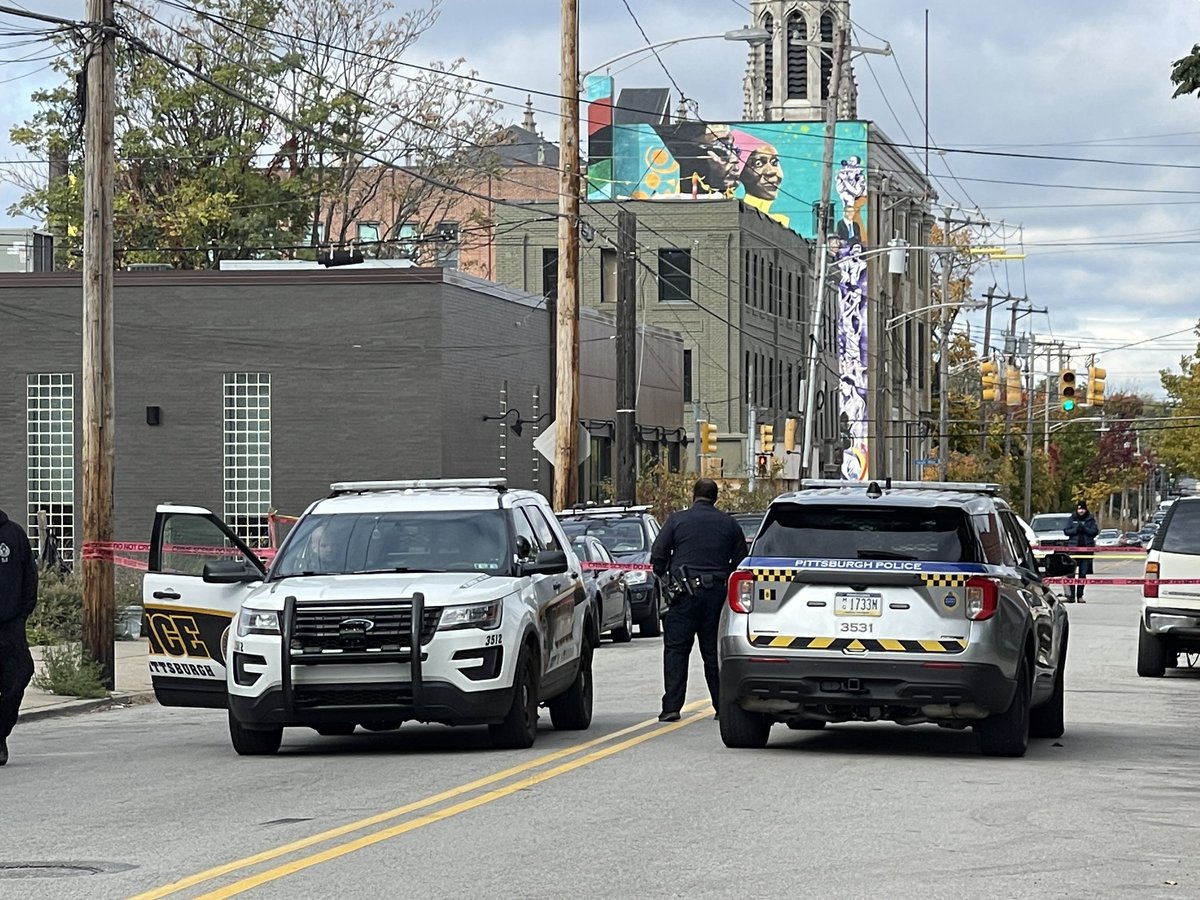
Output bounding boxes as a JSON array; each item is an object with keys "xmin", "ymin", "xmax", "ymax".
[{"xmin": 717, "ymin": 480, "xmax": 1075, "ymax": 757}]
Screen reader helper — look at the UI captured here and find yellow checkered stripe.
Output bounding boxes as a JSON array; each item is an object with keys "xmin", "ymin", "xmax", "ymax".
[
  {"xmin": 749, "ymin": 635, "xmax": 969, "ymax": 654},
  {"xmin": 919, "ymin": 573, "xmax": 969, "ymax": 587},
  {"xmin": 751, "ymin": 568, "xmax": 796, "ymax": 583}
]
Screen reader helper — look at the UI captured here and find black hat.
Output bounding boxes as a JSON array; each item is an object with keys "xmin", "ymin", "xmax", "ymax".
[{"xmin": 1076, "ymin": 500, "xmax": 1088, "ymax": 510}]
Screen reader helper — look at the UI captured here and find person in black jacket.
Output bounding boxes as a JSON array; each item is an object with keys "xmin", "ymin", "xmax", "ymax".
[
  {"xmin": 1063, "ymin": 501, "xmax": 1100, "ymax": 603},
  {"xmin": 0, "ymin": 509, "xmax": 38, "ymax": 765},
  {"xmin": 650, "ymin": 479, "xmax": 748, "ymax": 722}
]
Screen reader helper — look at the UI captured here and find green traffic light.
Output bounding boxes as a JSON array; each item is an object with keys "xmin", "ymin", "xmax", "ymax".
[{"xmin": 1062, "ymin": 399, "xmax": 1076, "ymax": 412}]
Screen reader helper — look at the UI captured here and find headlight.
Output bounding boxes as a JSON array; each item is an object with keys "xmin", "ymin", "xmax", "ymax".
[
  {"xmin": 437, "ymin": 600, "xmax": 503, "ymax": 631},
  {"xmin": 237, "ymin": 607, "xmax": 281, "ymax": 636},
  {"xmin": 624, "ymin": 570, "xmax": 650, "ymax": 585}
]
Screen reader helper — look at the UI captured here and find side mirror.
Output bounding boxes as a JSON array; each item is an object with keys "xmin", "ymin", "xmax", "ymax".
[
  {"xmin": 521, "ymin": 549, "xmax": 569, "ymax": 576},
  {"xmin": 515, "ymin": 535, "xmax": 533, "ymax": 561},
  {"xmin": 202, "ymin": 559, "xmax": 262, "ymax": 584},
  {"xmin": 1041, "ymin": 552, "xmax": 1077, "ymax": 578}
]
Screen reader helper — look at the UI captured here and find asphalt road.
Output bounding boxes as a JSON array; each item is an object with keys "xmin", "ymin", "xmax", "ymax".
[{"xmin": 3, "ymin": 555, "xmax": 1198, "ymax": 900}]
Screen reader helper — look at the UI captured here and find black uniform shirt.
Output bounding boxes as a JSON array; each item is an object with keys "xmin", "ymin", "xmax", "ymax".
[{"xmin": 651, "ymin": 499, "xmax": 748, "ymax": 579}]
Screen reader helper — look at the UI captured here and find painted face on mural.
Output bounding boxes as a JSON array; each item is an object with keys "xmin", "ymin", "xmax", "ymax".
[
  {"xmin": 740, "ymin": 145, "xmax": 782, "ymax": 201},
  {"xmin": 698, "ymin": 124, "xmax": 740, "ymax": 193}
]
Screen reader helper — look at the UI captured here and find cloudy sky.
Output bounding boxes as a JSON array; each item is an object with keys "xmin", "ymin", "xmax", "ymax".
[{"xmin": 4, "ymin": 0, "xmax": 1200, "ymax": 398}]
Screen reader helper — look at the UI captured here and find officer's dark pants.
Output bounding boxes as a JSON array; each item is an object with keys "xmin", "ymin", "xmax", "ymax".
[
  {"xmin": 0, "ymin": 619, "xmax": 35, "ymax": 741},
  {"xmin": 661, "ymin": 586, "xmax": 724, "ymax": 715}
]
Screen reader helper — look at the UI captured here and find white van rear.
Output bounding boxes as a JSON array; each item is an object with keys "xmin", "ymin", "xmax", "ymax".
[{"xmin": 1138, "ymin": 497, "xmax": 1200, "ymax": 676}]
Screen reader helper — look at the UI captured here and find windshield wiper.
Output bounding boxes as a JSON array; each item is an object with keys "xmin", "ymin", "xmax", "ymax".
[
  {"xmin": 350, "ymin": 567, "xmax": 447, "ymax": 575},
  {"xmin": 857, "ymin": 550, "xmax": 919, "ymax": 561}
]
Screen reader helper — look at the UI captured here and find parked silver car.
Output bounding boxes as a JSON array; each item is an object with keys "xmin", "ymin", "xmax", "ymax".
[{"xmin": 717, "ymin": 479, "xmax": 1074, "ymax": 757}]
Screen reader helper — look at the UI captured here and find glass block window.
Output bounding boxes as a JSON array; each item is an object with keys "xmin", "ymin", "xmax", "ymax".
[
  {"xmin": 27, "ymin": 374, "xmax": 75, "ymax": 563},
  {"xmin": 223, "ymin": 373, "xmax": 272, "ymax": 547}
]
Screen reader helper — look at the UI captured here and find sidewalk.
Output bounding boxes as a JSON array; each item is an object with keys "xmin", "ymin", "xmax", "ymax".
[{"xmin": 19, "ymin": 638, "xmax": 154, "ymax": 722}]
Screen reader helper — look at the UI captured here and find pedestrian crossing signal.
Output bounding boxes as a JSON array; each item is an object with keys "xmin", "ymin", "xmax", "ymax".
[{"xmin": 1059, "ymin": 368, "xmax": 1076, "ymax": 412}]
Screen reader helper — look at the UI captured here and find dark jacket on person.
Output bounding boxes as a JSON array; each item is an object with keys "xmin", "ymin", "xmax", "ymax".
[
  {"xmin": 1064, "ymin": 511, "xmax": 1100, "ymax": 548},
  {"xmin": 651, "ymin": 499, "xmax": 748, "ymax": 580},
  {"xmin": 0, "ymin": 509, "xmax": 38, "ymax": 626}
]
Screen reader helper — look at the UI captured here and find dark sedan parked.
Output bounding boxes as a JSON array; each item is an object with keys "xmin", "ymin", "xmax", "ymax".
[{"xmin": 571, "ymin": 535, "xmax": 633, "ymax": 643}]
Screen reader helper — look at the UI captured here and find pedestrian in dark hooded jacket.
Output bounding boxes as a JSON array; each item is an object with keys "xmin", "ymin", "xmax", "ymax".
[
  {"xmin": 0, "ymin": 509, "xmax": 38, "ymax": 765},
  {"xmin": 1063, "ymin": 500, "xmax": 1099, "ymax": 603}
]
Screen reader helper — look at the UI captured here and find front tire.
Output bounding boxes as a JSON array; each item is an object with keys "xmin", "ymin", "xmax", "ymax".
[
  {"xmin": 718, "ymin": 696, "xmax": 771, "ymax": 748},
  {"xmin": 611, "ymin": 594, "xmax": 634, "ymax": 643},
  {"xmin": 1137, "ymin": 623, "xmax": 1168, "ymax": 677},
  {"xmin": 978, "ymin": 657, "xmax": 1031, "ymax": 757},
  {"xmin": 1030, "ymin": 636, "xmax": 1067, "ymax": 739},
  {"xmin": 229, "ymin": 710, "xmax": 283, "ymax": 756},
  {"xmin": 489, "ymin": 647, "xmax": 539, "ymax": 749},
  {"xmin": 639, "ymin": 589, "xmax": 663, "ymax": 638},
  {"xmin": 549, "ymin": 639, "xmax": 594, "ymax": 730}
]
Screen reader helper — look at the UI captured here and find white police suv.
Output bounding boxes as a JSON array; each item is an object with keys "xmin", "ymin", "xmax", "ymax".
[
  {"xmin": 142, "ymin": 479, "xmax": 596, "ymax": 754},
  {"xmin": 718, "ymin": 480, "xmax": 1075, "ymax": 757}
]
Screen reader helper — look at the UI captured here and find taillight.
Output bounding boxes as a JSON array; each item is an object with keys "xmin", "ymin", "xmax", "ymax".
[
  {"xmin": 1144, "ymin": 560, "xmax": 1159, "ymax": 599},
  {"xmin": 728, "ymin": 570, "xmax": 754, "ymax": 613},
  {"xmin": 965, "ymin": 576, "xmax": 999, "ymax": 621}
]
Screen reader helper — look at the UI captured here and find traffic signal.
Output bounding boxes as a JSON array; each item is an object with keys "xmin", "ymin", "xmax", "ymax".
[
  {"xmin": 980, "ymin": 359, "xmax": 1000, "ymax": 403},
  {"xmin": 783, "ymin": 417, "xmax": 797, "ymax": 453},
  {"xmin": 756, "ymin": 453, "xmax": 769, "ymax": 476},
  {"xmin": 759, "ymin": 423, "xmax": 775, "ymax": 454},
  {"xmin": 699, "ymin": 421, "xmax": 718, "ymax": 455},
  {"xmin": 1087, "ymin": 365, "xmax": 1106, "ymax": 407},
  {"xmin": 1005, "ymin": 365, "xmax": 1022, "ymax": 407},
  {"xmin": 1059, "ymin": 368, "xmax": 1077, "ymax": 412}
]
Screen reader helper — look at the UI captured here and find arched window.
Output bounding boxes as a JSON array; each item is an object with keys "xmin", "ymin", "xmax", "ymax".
[
  {"xmin": 762, "ymin": 14, "xmax": 774, "ymax": 104},
  {"xmin": 786, "ymin": 11, "xmax": 807, "ymax": 99},
  {"xmin": 820, "ymin": 12, "xmax": 834, "ymax": 99}
]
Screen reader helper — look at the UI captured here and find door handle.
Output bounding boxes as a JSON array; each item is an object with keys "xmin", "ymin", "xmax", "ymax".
[{"xmin": 152, "ymin": 590, "xmax": 181, "ymax": 600}]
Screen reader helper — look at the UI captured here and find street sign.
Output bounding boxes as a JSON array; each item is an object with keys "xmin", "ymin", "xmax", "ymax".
[
  {"xmin": 915, "ymin": 457, "xmax": 939, "ymax": 466},
  {"xmin": 533, "ymin": 421, "xmax": 592, "ymax": 465}
]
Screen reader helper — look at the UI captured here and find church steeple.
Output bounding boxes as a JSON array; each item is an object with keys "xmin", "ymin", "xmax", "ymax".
[{"xmin": 742, "ymin": 0, "xmax": 858, "ymax": 122}]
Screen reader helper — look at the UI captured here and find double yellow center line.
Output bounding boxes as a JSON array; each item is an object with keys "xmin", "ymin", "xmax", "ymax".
[{"xmin": 133, "ymin": 701, "xmax": 712, "ymax": 899}]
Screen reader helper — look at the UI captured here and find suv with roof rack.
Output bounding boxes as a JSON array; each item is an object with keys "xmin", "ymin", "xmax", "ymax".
[
  {"xmin": 557, "ymin": 504, "xmax": 664, "ymax": 637},
  {"xmin": 1138, "ymin": 496, "xmax": 1200, "ymax": 676},
  {"xmin": 141, "ymin": 479, "xmax": 597, "ymax": 754},
  {"xmin": 717, "ymin": 479, "xmax": 1076, "ymax": 757}
]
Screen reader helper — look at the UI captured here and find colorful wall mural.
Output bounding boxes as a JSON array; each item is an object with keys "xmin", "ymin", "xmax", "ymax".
[{"xmin": 584, "ymin": 110, "xmax": 870, "ymax": 480}]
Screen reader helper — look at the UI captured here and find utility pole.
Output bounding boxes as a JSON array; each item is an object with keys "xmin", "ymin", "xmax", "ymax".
[
  {"xmin": 978, "ymin": 284, "xmax": 995, "ymax": 455},
  {"xmin": 937, "ymin": 206, "xmax": 951, "ymax": 481},
  {"xmin": 553, "ymin": 0, "xmax": 580, "ymax": 510},
  {"xmin": 1023, "ymin": 333, "xmax": 1035, "ymax": 520},
  {"xmin": 614, "ymin": 208, "xmax": 637, "ymax": 504},
  {"xmin": 82, "ymin": 0, "xmax": 116, "ymax": 689},
  {"xmin": 799, "ymin": 26, "xmax": 845, "ymax": 479}
]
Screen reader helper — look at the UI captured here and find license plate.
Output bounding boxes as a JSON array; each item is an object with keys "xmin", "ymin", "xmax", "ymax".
[{"xmin": 834, "ymin": 592, "xmax": 882, "ymax": 617}]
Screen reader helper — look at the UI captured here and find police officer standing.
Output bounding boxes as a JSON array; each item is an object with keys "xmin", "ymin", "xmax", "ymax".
[
  {"xmin": 0, "ymin": 508, "xmax": 37, "ymax": 766},
  {"xmin": 650, "ymin": 479, "xmax": 747, "ymax": 722}
]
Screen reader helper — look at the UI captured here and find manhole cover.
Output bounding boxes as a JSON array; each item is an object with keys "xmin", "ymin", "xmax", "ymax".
[{"xmin": 0, "ymin": 862, "xmax": 135, "ymax": 879}]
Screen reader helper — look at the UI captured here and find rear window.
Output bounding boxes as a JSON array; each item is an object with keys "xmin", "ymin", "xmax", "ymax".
[
  {"xmin": 754, "ymin": 504, "xmax": 979, "ymax": 563},
  {"xmin": 1161, "ymin": 502, "xmax": 1200, "ymax": 556},
  {"xmin": 559, "ymin": 517, "xmax": 647, "ymax": 553}
]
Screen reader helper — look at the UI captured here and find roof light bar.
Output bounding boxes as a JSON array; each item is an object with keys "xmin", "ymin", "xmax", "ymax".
[
  {"xmin": 800, "ymin": 479, "xmax": 1000, "ymax": 494},
  {"xmin": 330, "ymin": 478, "xmax": 508, "ymax": 494}
]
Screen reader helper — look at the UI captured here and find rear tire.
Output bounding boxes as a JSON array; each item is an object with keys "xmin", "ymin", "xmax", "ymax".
[
  {"xmin": 978, "ymin": 657, "xmax": 1031, "ymax": 757},
  {"xmin": 611, "ymin": 595, "xmax": 634, "ymax": 643},
  {"xmin": 1030, "ymin": 636, "xmax": 1067, "ymax": 739},
  {"xmin": 489, "ymin": 647, "xmax": 539, "ymax": 749},
  {"xmin": 228, "ymin": 711, "xmax": 283, "ymax": 756},
  {"xmin": 549, "ymin": 639, "xmax": 594, "ymax": 730},
  {"xmin": 639, "ymin": 589, "xmax": 662, "ymax": 638},
  {"xmin": 718, "ymin": 696, "xmax": 771, "ymax": 748},
  {"xmin": 1137, "ymin": 623, "xmax": 1168, "ymax": 677},
  {"xmin": 313, "ymin": 724, "xmax": 356, "ymax": 737}
]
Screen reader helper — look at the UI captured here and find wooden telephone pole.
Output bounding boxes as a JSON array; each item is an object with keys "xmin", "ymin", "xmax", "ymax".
[
  {"xmin": 553, "ymin": 0, "xmax": 580, "ymax": 510},
  {"xmin": 82, "ymin": 0, "xmax": 117, "ymax": 688},
  {"xmin": 614, "ymin": 208, "xmax": 637, "ymax": 504}
]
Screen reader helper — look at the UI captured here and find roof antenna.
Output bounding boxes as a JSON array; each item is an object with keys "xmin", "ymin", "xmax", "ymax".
[{"xmin": 885, "ymin": 476, "xmax": 893, "ymax": 491}]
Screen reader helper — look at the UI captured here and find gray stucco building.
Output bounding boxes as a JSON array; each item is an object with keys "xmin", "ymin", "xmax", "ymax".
[{"xmin": 0, "ymin": 268, "xmax": 682, "ymax": 558}]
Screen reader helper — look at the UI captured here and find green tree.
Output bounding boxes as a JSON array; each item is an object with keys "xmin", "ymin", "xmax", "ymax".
[
  {"xmin": 1170, "ymin": 44, "xmax": 1200, "ymax": 98},
  {"xmin": 1156, "ymin": 322, "xmax": 1200, "ymax": 476}
]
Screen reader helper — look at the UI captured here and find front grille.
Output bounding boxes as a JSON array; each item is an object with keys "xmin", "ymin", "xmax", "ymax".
[
  {"xmin": 290, "ymin": 602, "xmax": 442, "ymax": 656},
  {"xmin": 293, "ymin": 686, "xmax": 414, "ymax": 709}
]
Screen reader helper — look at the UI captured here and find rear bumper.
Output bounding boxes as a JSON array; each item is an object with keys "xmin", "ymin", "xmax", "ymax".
[
  {"xmin": 720, "ymin": 655, "xmax": 1016, "ymax": 716},
  {"xmin": 229, "ymin": 681, "xmax": 513, "ymax": 727},
  {"xmin": 1145, "ymin": 606, "xmax": 1200, "ymax": 638}
]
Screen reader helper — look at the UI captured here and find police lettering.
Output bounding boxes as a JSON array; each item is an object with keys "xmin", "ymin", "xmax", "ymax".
[
  {"xmin": 149, "ymin": 660, "xmax": 216, "ymax": 677},
  {"xmin": 146, "ymin": 613, "xmax": 211, "ymax": 658}
]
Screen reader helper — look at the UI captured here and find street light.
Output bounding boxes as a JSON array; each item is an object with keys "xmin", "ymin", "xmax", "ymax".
[
  {"xmin": 580, "ymin": 26, "xmax": 770, "ymax": 79},
  {"xmin": 885, "ymin": 300, "xmax": 986, "ymax": 331}
]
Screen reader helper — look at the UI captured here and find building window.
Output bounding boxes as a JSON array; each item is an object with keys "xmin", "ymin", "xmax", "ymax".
[
  {"xmin": 787, "ymin": 271, "xmax": 794, "ymax": 320},
  {"xmin": 667, "ymin": 441, "xmax": 682, "ymax": 473},
  {"xmin": 683, "ymin": 349, "xmax": 693, "ymax": 403},
  {"xmin": 743, "ymin": 249, "xmax": 751, "ymax": 304},
  {"xmin": 762, "ymin": 14, "xmax": 774, "ymax": 104},
  {"xmin": 820, "ymin": 13, "xmax": 835, "ymax": 100},
  {"xmin": 356, "ymin": 222, "xmax": 380, "ymax": 244},
  {"xmin": 394, "ymin": 222, "xmax": 419, "ymax": 260},
  {"xmin": 304, "ymin": 221, "xmax": 325, "ymax": 246},
  {"xmin": 26, "ymin": 373, "xmax": 74, "ymax": 562},
  {"xmin": 788, "ymin": 364, "xmax": 794, "ymax": 411},
  {"xmin": 435, "ymin": 222, "xmax": 460, "ymax": 268},
  {"xmin": 657, "ymin": 248, "xmax": 691, "ymax": 303},
  {"xmin": 918, "ymin": 325, "xmax": 928, "ymax": 390},
  {"xmin": 600, "ymin": 247, "xmax": 617, "ymax": 303},
  {"xmin": 223, "ymin": 373, "xmax": 271, "ymax": 547},
  {"xmin": 787, "ymin": 12, "xmax": 808, "ymax": 99},
  {"xmin": 767, "ymin": 263, "xmax": 775, "ymax": 315},
  {"xmin": 587, "ymin": 435, "xmax": 613, "ymax": 504},
  {"xmin": 542, "ymin": 248, "xmax": 559, "ymax": 301}
]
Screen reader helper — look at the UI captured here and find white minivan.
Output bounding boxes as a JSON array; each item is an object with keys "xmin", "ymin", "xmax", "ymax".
[{"xmin": 1138, "ymin": 497, "xmax": 1200, "ymax": 676}]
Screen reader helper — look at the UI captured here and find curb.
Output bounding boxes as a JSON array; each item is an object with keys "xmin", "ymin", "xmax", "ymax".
[{"xmin": 17, "ymin": 690, "xmax": 156, "ymax": 724}]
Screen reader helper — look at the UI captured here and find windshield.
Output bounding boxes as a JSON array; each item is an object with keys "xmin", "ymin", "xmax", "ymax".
[
  {"xmin": 754, "ymin": 504, "xmax": 978, "ymax": 563},
  {"xmin": 1098, "ymin": 530, "xmax": 1120, "ymax": 539},
  {"xmin": 271, "ymin": 510, "xmax": 511, "ymax": 578},
  {"xmin": 559, "ymin": 518, "xmax": 647, "ymax": 554},
  {"xmin": 1030, "ymin": 514, "xmax": 1072, "ymax": 533}
]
